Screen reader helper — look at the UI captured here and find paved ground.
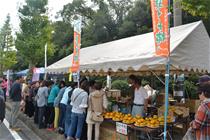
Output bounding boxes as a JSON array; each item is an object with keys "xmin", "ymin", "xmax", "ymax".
[
  {"xmin": 0, "ymin": 109, "xmax": 41, "ymax": 140},
  {"xmin": 0, "ymin": 121, "xmax": 15, "ymax": 140}
]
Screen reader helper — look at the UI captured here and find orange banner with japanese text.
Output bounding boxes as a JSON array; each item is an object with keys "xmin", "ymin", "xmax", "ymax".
[
  {"xmin": 70, "ymin": 17, "xmax": 82, "ymax": 73},
  {"xmin": 150, "ymin": 0, "xmax": 169, "ymax": 57},
  {"xmin": 71, "ymin": 31, "xmax": 81, "ymax": 72}
]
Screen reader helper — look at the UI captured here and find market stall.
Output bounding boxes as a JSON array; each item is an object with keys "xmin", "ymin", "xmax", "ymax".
[{"xmin": 46, "ymin": 21, "xmax": 210, "ymax": 139}]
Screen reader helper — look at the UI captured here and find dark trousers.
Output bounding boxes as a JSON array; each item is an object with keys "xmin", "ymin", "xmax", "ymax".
[
  {"xmin": 3, "ymin": 89, "xmax": 6, "ymax": 102},
  {"xmin": 58, "ymin": 103, "xmax": 66, "ymax": 129},
  {"xmin": 34, "ymin": 103, "xmax": 39, "ymax": 124},
  {"xmin": 25, "ymin": 99, "xmax": 34, "ymax": 117},
  {"xmin": 38, "ymin": 106, "xmax": 46, "ymax": 129},
  {"xmin": 45, "ymin": 103, "xmax": 54, "ymax": 125}
]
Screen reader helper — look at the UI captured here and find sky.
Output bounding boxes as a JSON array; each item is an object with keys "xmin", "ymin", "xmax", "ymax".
[{"xmin": 0, "ymin": 0, "xmax": 71, "ymax": 33}]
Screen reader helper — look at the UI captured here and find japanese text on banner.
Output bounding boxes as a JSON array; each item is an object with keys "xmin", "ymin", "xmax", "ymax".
[
  {"xmin": 71, "ymin": 17, "xmax": 82, "ymax": 72},
  {"xmin": 150, "ymin": 0, "xmax": 169, "ymax": 57}
]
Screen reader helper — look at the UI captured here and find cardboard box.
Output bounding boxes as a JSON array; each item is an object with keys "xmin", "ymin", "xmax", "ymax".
[
  {"xmin": 158, "ymin": 106, "xmax": 189, "ymax": 118},
  {"xmin": 156, "ymin": 93, "xmax": 165, "ymax": 106},
  {"xmin": 185, "ymin": 99, "xmax": 201, "ymax": 113}
]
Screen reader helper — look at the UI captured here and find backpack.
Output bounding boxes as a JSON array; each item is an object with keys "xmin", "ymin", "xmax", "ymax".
[{"xmin": 67, "ymin": 88, "xmax": 74, "ymax": 105}]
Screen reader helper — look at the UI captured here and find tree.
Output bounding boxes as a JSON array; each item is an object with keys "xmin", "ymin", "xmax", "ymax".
[
  {"xmin": 118, "ymin": 0, "xmax": 152, "ymax": 38},
  {"xmin": 182, "ymin": 0, "xmax": 210, "ymax": 18},
  {"xmin": 48, "ymin": 21, "xmax": 74, "ymax": 65},
  {"xmin": 61, "ymin": 0, "xmax": 95, "ymax": 24},
  {"xmin": 15, "ymin": 0, "xmax": 54, "ymax": 69},
  {"xmin": 0, "ymin": 14, "xmax": 16, "ymax": 75}
]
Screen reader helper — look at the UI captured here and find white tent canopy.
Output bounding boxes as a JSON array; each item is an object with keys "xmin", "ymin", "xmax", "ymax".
[{"xmin": 46, "ymin": 21, "xmax": 210, "ymax": 75}]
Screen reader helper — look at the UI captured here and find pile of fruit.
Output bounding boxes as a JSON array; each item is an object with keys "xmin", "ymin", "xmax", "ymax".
[
  {"xmin": 122, "ymin": 114, "xmax": 136, "ymax": 124},
  {"xmin": 103, "ymin": 112, "xmax": 174, "ymax": 128},
  {"xmin": 134, "ymin": 115, "xmax": 174, "ymax": 128},
  {"xmin": 104, "ymin": 112, "xmax": 124, "ymax": 121}
]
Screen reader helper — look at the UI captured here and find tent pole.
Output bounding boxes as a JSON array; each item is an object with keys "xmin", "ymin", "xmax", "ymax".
[
  {"xmin": 164, "ymin": 0, "xmax": 171, "ymax": 139},
  {"xmin": 164, "ymin": 58, "xmax": 170, "ymax": 140}
]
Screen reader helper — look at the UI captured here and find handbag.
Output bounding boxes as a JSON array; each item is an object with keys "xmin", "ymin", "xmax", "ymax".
[
  {"xmin": 90, "ymin": 95, "xmax": 104, "ymax": 122},
  {"xmin": 182, "ymin": 127, "xmax": 196, "ymax": 140}
]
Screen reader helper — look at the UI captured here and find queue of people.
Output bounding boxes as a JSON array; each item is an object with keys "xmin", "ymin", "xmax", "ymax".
[{"xmin": 6, "ymin": 76, "xmax": 107, "ymax": 140}]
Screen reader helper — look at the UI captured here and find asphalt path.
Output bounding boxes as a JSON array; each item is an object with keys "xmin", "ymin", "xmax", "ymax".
[
  {"xmin": 0, "ymin": 120, "xmax": 15, "ymax": 140},
  {"xmin": 0, "ymin": 110, "xmax": 41, "ymax": 140},
  {"xmin": 0, "ymin": 119, "xmax": 22, "ymax": 140}
]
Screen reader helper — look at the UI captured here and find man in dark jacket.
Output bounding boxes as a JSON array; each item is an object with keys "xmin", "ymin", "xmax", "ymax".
[
  {"xmin": 0, "ymin": 87, "xmax": 5, "ymax": 123},
  {"xmin": 9, "ymin": 76, "xmax": 23, "ymax": 131}
]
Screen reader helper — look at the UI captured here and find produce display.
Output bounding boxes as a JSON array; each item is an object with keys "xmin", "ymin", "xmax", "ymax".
[
  {"xmin": 122, "ymin": 114, "xmax": 136, "ymax": 124},
  {"xmin": 103, "ymin": 112, "xmax": 174, "ymax": 129}
]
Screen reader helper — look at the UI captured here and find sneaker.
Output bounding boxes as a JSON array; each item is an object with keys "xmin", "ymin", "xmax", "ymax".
[
  {"xmin": 47, "ymin": 127, "xmax": 55, "ymax": 131},
  {"xmin": 11, "ymin": 127, "xmax": 21, "ymax": 131}
]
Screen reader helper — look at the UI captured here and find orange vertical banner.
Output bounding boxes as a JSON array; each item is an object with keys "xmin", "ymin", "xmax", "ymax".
[
  {"xmin": 150, "ymin": 0, "xmax": 169, "ymax": 57},
  {"xmin": 71, "ymin": 32, "xmax": 81, "ymax": 72},
  {"xmin": 70, "ymin": 17, "xmax": 82, "ymax": 73}
]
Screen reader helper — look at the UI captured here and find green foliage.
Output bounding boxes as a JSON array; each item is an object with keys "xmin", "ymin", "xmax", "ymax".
[
  {"xmin": 61, "ymin": 0, "xmax": 95, "ymax": 23},
  {"xmin": 0, "ymin": 14, "xmax": 16, "ymax": 75},
  {"xmin": 48, "ymin": 21, "xmax": 74, "ymax": 65},
  {"xmin": 118, "ymin": 0, "xmax": 152, "ymax": 38},
  {"xmin": 182, "ymin": 0, "xmax": 210, "ymax": 18},
  {"xmin": 15, "ymin": 0, "xmax": 54, "ymax": 68},
  {"xmin": 111, "ymin": 80, "xmax": 130, "ymax": 97},
  {"xmin": 184, "ymin": 80, "xmax": 198, "ymax": 99}
]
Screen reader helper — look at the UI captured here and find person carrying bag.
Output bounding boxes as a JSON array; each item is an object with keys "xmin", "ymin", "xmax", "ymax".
[
  {"xmin": 86, "ymin": 81, "xmax": 108, "ymax": 140},
  {"xmin": 183, "ymin": 83, "xmax": 210, "ymax": 140}
]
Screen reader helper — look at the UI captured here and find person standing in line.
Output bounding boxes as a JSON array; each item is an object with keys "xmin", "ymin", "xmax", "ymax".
[
  {"xmin": 65, "ymin": 82, "xmax": 77, "ymax": 138},
  {"xmin": 9, "ymin": 76, "xmax": 23, "ymax": 131},
  {"xmin": 128, "ymin": 75, "xmax": 148, "ymax": 117},
  {"xmin": 37, "ymin": 80, "xmax": 48, "ymax": 129},
  {"xmin": 0, "ymin": 86, "xmax": 5, "ymax": 123},
  {"xmin": 26, "ymin": 82, "xmax": 35, "ymax": 118},
  {"xmin": 67, "ymin": 80, "xmax": 89, "ymax": 140},
  {"xmin": 22, "ymin": 82, "xmax": 31, "ymax": 117},
  {"xmin": 1, "ymin": 77, "xmax": 7, "ymax": 102},
  {"xmin": 33, "ymin": 81, "xmax": 40, "ymax": 124},
  {"xmin": 86, "ymin": 81, "xmax": 108, "ymax": 140},
  {"xmin": 52, "ymin": 81, "xmax": 66, "ymax": 132},
  {"xmin": 46, "ymin": 81, "xmax": 59, "ymax": 129}
]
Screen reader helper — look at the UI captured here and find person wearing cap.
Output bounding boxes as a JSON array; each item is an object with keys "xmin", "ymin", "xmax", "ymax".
[
  {"xmin": 190, "ymin": 83, "xmax": 210, "ymax": 140},
  {"xmin": 197, "ymin": 75, "xmax": 210, "ymax": 85}
]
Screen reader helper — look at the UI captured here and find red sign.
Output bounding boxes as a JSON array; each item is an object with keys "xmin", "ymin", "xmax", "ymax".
[
  {"xmin": 150, "ymin": 0, "xmax": 169, "ymax": 57},
  {"xmin": 71, "ymin": 32, "xmax": 81, "ymax": 72}
]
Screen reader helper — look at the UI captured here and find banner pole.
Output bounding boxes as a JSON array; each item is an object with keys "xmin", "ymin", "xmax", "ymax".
[
  {"xmin": 164, "ymin": 58, "xmax": 170, "ymax": 140},
  {"xmin": 163, "ymin": 0, "xmax": 171, "ymax": 139}
]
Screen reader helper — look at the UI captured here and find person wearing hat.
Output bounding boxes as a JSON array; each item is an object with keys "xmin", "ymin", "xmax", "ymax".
[
  {"xmin": 197, "ymin": 75, "xmax": 210, "ymax": 85},
  {"xmin": 189, "ymin": 83, "xmax": 210, "ymax": 140}
]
